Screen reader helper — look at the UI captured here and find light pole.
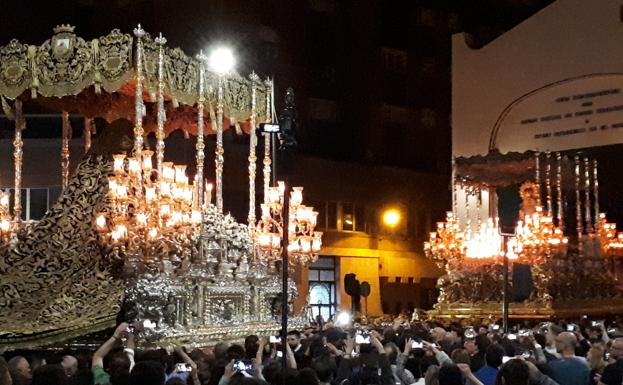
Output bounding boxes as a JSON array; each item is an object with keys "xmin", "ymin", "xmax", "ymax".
[{"xmin": 260, "ymin": 87, "xmax": 298, "ymax": 381}]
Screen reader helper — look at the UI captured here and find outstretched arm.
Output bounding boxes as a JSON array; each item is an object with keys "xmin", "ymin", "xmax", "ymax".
[
  {"xmin": 93, "ymin": 322, "xmax": 128, "ymax": 368},
  {"xmin": 175, "ymin": 346, "xmax": 199, "ymax": 385}
]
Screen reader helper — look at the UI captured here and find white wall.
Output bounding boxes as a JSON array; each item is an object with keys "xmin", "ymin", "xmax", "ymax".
[{"xmin": 453, "ymin": 0, "xmax": 623, "ymax": 158}]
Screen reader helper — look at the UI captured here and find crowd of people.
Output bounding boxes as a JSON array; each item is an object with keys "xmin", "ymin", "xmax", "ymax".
[{"xmin": 2, "ymin": 313, "xmax": 623, "ymax": 385}]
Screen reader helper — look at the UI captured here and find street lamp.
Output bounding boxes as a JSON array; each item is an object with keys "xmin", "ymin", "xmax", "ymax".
[
  {"xmin": 208, "ymin": 46, "xmax": 236, "ymax": 74},
  {"xmin": 383, "ymin": 209, "xmax": 401, "ymax": 227}
]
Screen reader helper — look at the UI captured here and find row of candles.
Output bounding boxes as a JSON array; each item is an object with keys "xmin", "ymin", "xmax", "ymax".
[
  {"xmin": 95, "ymin": 150, "xmax": 323, "ymax": 266},
  {"xmin": 94, "ymin": 151, "xmax": 211, "ymax": 245},
  {"xmin": 597, "ymin": 213, "xmax": 623, "ymax": 256},
  {"xmin": 425, "ymin": 206, "xmax": 568, "ymax": 264}
]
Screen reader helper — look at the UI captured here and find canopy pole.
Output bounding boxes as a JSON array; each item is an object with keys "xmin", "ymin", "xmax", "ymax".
[
  {"xmin": 61, "ymin": 111, "xmax": 72, "ymax": 190},
  {"xmin": 13, "ymin": 99, "xmax": 24, "ymax": 224}
]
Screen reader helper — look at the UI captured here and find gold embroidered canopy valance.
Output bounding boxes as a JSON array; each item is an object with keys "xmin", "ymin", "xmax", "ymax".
[{"xmin": 0, "ymin": 25, "xmax": 271, "ymax": 136}]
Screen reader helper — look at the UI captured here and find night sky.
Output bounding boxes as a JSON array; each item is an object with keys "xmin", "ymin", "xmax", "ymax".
[{"xmin": 0, "ymin": 0, "xmax": 555, "ymax": 175}]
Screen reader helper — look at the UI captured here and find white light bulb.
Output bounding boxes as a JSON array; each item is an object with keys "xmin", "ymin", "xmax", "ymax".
[{"xmin": 208, "ymin": 47, "xmax": 236, "ymax": 74}]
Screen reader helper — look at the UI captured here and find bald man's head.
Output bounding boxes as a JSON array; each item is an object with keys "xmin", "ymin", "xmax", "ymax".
[
  {"xmin": 555, "ymin": 332, "xmax": 578, "ymax": 355},
  {"xmin": 431, "ymin": 327, "xmax": 446, "ymax": 342},
  {"xmin": 61, "ymin": 355, "xmax": 78, "ymax": 377}
]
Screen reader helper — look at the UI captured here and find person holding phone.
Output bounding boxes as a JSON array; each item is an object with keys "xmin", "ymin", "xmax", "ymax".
[
  {"xmin": 381, "ymin": 339, "xmax": 416, "ymax": 385},
  {"xmin": 170, "ymin": 346, "xmax": 199, "ymax": 385},
  {"xmin": 336, "ymin": 331, "xmax": 393, "ymax": 385},
  {"xmin": 91, "ymin": 322, "xmax": 132, "ymax": 385}
]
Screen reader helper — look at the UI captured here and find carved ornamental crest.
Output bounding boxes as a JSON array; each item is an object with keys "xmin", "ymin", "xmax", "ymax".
[{"xmin": 51, "ymin": 24, "xmax": 76, "ymax": 60}]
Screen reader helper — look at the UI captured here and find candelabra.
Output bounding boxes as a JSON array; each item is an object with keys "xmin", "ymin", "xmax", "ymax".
[
  {"xmin": 254, "ymin": 182, "xmax": 322, "ymax": 266},
  {"xmin": 424, "ymin": 212, "xmax": 466, "ymax": 267},
  {"xmin": 596, "ymin": 213, "xmax": 623, "ymax": 257},
  {"xmin": 463, "ymin": 218, "xmax": 505, "ymax": 263},
  {"xmin": 513, "ymin": 206, "xmax": 568, "ymax": 262},
  {"xmin": 425, "ymin": 205, "xmax": 567, "ymax": 268},
  {"xmin": 95, "ymin": 151, "xmax": 203, "ymax": 273}
]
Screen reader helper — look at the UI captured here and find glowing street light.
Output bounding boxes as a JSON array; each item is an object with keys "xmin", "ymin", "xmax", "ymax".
[
  {"xmin": 208, "ymin": 46, "xmax": 236, "ymax": 74},
  {"xmin": 383, "ymin": 209, "xmax": 401, "ymax": 227},
  {"xmin": 335, "ymin": 311, "xmax": 352, "ymax": 326}
]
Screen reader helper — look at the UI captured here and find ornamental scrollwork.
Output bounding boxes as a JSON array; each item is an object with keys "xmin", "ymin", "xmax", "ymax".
[
  {"xmin": 0, "ymin": 39, "xmax": 31, "ymax": 99},
  {"xmin": 95, "ymin": 29, "xmax": 133, "ymax": 93},
  {"xmin": 34, "ymin": 25, "xmax": 96, "ymax": 97}
]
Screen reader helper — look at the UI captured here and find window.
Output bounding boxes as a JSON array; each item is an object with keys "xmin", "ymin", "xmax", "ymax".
[
  {"xmin": 5, "ymin": 187, "xmax": 55, "ymax": 221},
  {"xmin": 316, "ymin": 201, "xmax": 367, "ymax": 232},
  {"xmin": 341, "ymin": 203, "xmax": 354, "ymax": 231},
  {"xmin": 382, "ymin": 48, "xmax": 407, "ymax": 74},
  {"xmin": 308, "ymin": 256, "xmax": 337, "ymax": 321}
]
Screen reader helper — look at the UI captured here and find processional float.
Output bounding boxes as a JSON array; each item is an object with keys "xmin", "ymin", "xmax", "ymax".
[
  {"xmin": 425, "ymin": 150, "xmax": 623, "ymax": 319},
  {"xmin": 0, "ymin": 25, "xmax": 322, "ymax": 350}
]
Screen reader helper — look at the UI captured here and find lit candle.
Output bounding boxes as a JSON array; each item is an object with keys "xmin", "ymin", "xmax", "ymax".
[
  {"xmin": 312, "ymin": 232, "xmax": 322, "ymax": 252},
  {"xmin": 136, "ymin": 212, "xmax": 148, "ymax": 226},
  {"xmin": 205, "ymin": 182, "xmax": 213, "ymax": 205},
  {"xmin": 261, "ymin": 204, "xmax": 270, "ymax": 219},
  {"xmin": 291, "ymin": 187, "xmax": 303, "ymax": 206},
  {"xmin": 116, "ymin": 184, "xmax": 128, "ymax": 199},
  {"xmin": 301, "ymin": 238, "xmax": 311, "ymax": 253},
  {"xmin": 145, "ymin": 187, "xmax": 156, "ymax": 202},
  {"xmin": 171, "ymin": 185, "xmax": 182, "ymax": 200},
  {"xmin": 108, "ymin": 177, "xmax": 118, "ymax": 196},
  {"xmin": 172, "ymin": 211, "xmax": 183, "ymax": 225},
  {"xmin": 271, "ymin": 234, "xmax": 281, "ymax": 249},
  {"xmin": 142, "ymin": 150, "xmax": 153, "ymax": 171},
  {"xmin": 115, "ymin": 224, "xmax": 128, "ymax": 241},
  {"xmin": 288, "ymin": 240, "xmax": 299, "ymax": 253},
  {"xmin": 268, "ymin": 187, "xmax": 280, "ymax": 204},
  {"xmin": 174, "ymin": 165, "xmax": 187, "ymax": 185},
  {"xmin": 258, "ymin": 233, "xmax": 271, "ymax": 248},
  {"xmin": 0, "ymin": 192, "xmax": 9, "ymax": 208},
  {"xmin": 311, "ymin": 211, "xmax": 318, "ymax": 226},
  {"xmin": 95, "ymin": 213, "xmax": 107, "ymax": 231},
  {"xmin": 148, "ymin": 227, "xmax": 158, "ymax": 239},
  {"xmin": 113, "ymin": 154, "xmax": 126, "ymax": 174},
  {"xmin": 184, "ymin": 187, "xmax": 193, "ymax": 202},
  {"xmin": 162, "ymin": 163, "xmax": 175, "ymax": 181},
  {"xmin": 159, "ymin": 204, "xmax": 171, "ymax": 218},
  {"xmin": 191, "ymin": 210, "xmax": 202, "ymax": 224},
  {"xmin": 128, "ymin": 157, "xmax": 141, "ymax": 175},
  {"xmin": 160, "ymin": 182, "xmax": 171, "ymax": 197}
]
